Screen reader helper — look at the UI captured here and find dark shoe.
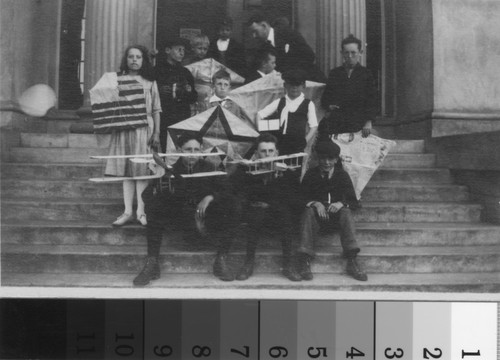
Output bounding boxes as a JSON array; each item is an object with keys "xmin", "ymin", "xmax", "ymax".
[
  {"xmin": 346, "ymin": 258, "xmax": 368, "ymax": 281},
  {"xmin": 235, "ymin": 261, "xmax": 254, "ymax": 281},
  {"xmin": 297, "ymin": 254, "xmax": 313, "ymax": 281},
  {"xmin": 213, "ymin": 253, "xmax": 234, "ymax": 281},
  {"xmin": 133, "ymin": 256, "xmax": 160, "ymax": 286},
  {"xmin": 282, "ymin": 264, "xmax": 302, "ymax": 282}
]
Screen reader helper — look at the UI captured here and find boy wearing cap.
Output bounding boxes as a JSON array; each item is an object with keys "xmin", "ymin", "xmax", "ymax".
[
  {"xmin": 156, "ymin": 38, "xmax": 198, "ymax": 151},
  {"xmin": 208, "ymin": 17, "xmax": 246, "ymax": 77},
  {"xmin": 256, "ymin": 70, "xmax": 317, "ymax": 155},
  {"xmin": 297, "ymin": 141, "xmax": 368, "ymax": 282}
]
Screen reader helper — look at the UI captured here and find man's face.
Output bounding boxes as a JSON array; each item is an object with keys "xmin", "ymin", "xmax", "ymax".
[
  {"xmin": 318, "ymin": 155, "xmax": 338, "ymax": 173},
  {"xmin": 284, "ymin": 82, "xmax": 305, "ymax": 100},
  {"xmin": 260, "ymin": 54, "xmax": 276, "ymax": 74},
  {"xmin": 166, "ymin": 45, "xmax": 185, "ymax": 63},
  {"xmin": 213, "ymin": 78, "xmax": 231, "ymax": 98},
  {"xmin": 249, "ymin": 22, "xmax": 269, "ymax": 40},
  {"xmin": 180, "ymin": 139, "xmax": 202, "ymax": 168},
  {"xmin": 218, "ymin": 26, "xmax": 232, "ymax": 40},
  {"xmin": 341, "ymin": 42, "xmax": 362, "ymax": 67},
  {"xmin": 192, "ymin": 43, "xmax": 209, "ymax": 60},
  {"xmin": 256, "ymin": 141, "xmax": 278, "ymax": 169}
]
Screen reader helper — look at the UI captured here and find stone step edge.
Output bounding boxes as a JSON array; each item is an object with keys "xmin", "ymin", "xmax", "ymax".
[
  {"xmin": 3, "ymin": 244, "xmax": 499, "ymax": 256},
  {"xmin": 1, "ymin": 197, "xmax": 482, "ymax": 207},
  {"xmin": 2, "ymin": 220, "xmax": 498, "ymax": 231},
  {"xmin": 2, "ymin": 272, "xmax": 498, "ymax": 292},
  {"xmin": 0, "ymin": 179, "xmax": 466, "ymax": 189}
]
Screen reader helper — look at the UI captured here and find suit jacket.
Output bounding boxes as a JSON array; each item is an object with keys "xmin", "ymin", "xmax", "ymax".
[
  {"xmin": 319, "ymin": 64, "xmax": 378, "ymax": 136},
  {"xmin": 165, "ymin": 158, "xmax": 224, "ymax": 205},
  {"xmin": 244, "ymin": 70, "xmax": 263, "ymax": 84},
  {"xmin": 207, "ymin": 38, "xmax": 247, "ymax": 77},
  {"xmin": 301, "ymin": 165, "xmax": 359, "ymax": 210},
  {"xmin": 229, "ymin": 164, "xmax": 303, "ymax": 212}
]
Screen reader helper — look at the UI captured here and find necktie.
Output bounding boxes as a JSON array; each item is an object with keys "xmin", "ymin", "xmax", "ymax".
[{"xmin": 322, "ymin": 171, "xmax": 329, "ymax": 179}]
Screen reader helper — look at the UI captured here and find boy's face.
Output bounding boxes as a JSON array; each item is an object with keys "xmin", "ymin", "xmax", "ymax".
[
  {"xmin": 180, "ymin": 139, "xmax": 202, "ymax": 168},
  {"xmin": 318, "ymin": 155, "xmax": 338, "ymax": 173},
  {"xmin": 256, "ymin": 141, "xmax": 278, "ymax": 170},
  {"xmin": 218, "ymin": 26, "xmax": 232, "ymax": 40},
  {"xmin": 284, "ymin": 82, "xmax": 305, "ymax": 100},
  {"xmin": 165, "ymin": 45, "xmax": 185, "ymax": 63},
  {"xmin": 213, "ymin": 78, "xmax": 231, "ymax": 98},
  {"xmin": 193, "ymin": 43, "xmax": 209, "ymax": 59},
  {"xmin": 341, "ymin": 42, "xmax": 362, "ymax": 67},
  {"xmin": 260, "ymin": 54, "xmax": 276, "ymax": 74}
]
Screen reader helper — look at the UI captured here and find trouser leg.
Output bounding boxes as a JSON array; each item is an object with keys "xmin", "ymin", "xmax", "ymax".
[
  {"xmin": 297, "ymin": 207, "xmax": 320, "ymax": 257},
  {"xmin": 334, "ymin": 208, "xmax": 360, "ymax": 258}
]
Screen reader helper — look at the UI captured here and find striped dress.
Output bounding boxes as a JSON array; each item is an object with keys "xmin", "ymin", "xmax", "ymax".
[{"xmin": 105, "ymin": 75, "xmax": 162, "ymax": 177}]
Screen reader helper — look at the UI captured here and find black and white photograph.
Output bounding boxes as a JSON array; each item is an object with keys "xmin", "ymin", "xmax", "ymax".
[{"xmin": 1, "ymin": 0, "xmax": 499, "ymax": 300}]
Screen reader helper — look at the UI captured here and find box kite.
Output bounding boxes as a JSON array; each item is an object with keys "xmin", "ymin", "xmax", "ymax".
[
  {"xmin": 166, "ymin": 105, "xmax": 260, "ymax": 169},
  {"xmin": 229, "ymin": 72, "xmax": 326, "ymax": 127}
]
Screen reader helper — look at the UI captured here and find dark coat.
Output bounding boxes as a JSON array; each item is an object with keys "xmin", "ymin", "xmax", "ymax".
[
  {"xmin": 207, "ymin": 38, "xmax": 247, "ymax": 77},
  {"xmin": 319, "ymin": 64, "xmax": 378, "ymax": 136},
  {"xmin": 155, "ymin": 61, "xmax": 197, "ymax": 127},
  {"xmin": 301, "ymin": 164, "xmax": 360, "ymax": 210},
  {"xmin": 229, "ymin": 164, "xmax": 303, "ymax": 212}
]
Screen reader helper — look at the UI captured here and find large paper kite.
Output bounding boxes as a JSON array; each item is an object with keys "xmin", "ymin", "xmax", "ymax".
[
  {"xmin": 229, "ymin": 72, "xmax": 326, "ymax": 126},
  {"xmin": 166, "ymin": 105, "xmax": 260, "ymax": 168},
  {"xmin": 90, "ymin": 72, "xmax": 147, "ymax": 133}
]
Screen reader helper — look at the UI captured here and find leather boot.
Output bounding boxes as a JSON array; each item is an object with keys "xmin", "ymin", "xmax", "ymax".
[
  {"xmin": 133, "ymin": 256, "xmax": 160, "ymax": 286},
  {"xmin": 282, "ymin": 257, "xmax": 302, "ymax": 282},
  {"xmin": 297, "ymin": 253, "xmax": 313, "ymax": 281},
  {"xmin": 236, "ymin": 259, "xmax": 254, "ymax": 281},
  {"xmin": 346, "ymin": 258, "xmax": 368, "ymax": 281},
  {"xmin": 213, "ymin": 253, "xmax": 234, "ymax": 281}
]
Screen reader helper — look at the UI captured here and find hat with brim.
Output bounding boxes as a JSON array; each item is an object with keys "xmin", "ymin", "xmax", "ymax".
[{"xmin": 315, "ymin": 141, "xmax": 341, "ymax": 158}]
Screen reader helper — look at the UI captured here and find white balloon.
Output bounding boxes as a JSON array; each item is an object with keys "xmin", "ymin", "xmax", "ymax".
[{"xmin": 18, "ymin": 84, "xmax": 57, "ymax": 117}]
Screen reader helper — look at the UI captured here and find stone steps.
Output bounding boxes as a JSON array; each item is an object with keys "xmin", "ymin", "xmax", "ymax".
[
  {"xmin": 3, "ymin": 244, "xmax": 499, "ymax": 275},
  {"xmin": 2, "ymin": 135, "xmax": 498, "ymax": 291},
  {"xmin": 1, "ymin": 179, "xmax": 470, "ymax": 202},
  {"xmin": 0, "ymin": 198, "xmax": 482, "ymax": 223},
  {"xmin": 2, "ymin": 221, "xmax": 499, "ymax": 247},
  {"xmin": 1, "ymin": 163, "xmax": 454, "ymax": 183},
  {"xmin": 2, "ymin": 272, "xmax": 499, "ymax": 292}
]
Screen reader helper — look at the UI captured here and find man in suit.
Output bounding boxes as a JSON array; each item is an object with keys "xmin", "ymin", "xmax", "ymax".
[
  {"xmin": 207, "ymin": 17, "xmax": 247, "ymax": 77},
  {"xmin": 229, "ymin": 133, "xmax": 303, "ymax": 281},
  {"xmin": 296, "ymin": 140, "xmax": 368, "ymax": 281},
  {"xmin": 133, "ymin": 134, "xmax": 239, "ymax": 285},
  {"xmin": 247, "ymin": 13, "xmax": 322, "ymax": 81},
  {"xmin": 318, "ymin": 34, "xmax": 378, "ymax": 139}
]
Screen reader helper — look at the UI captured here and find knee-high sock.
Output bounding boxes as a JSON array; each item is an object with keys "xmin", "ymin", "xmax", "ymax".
[
  {"xmin": 122, "ymin": 180, "xmax": 135, "ymax": 215},
  {"xmin": 135, "ymin": 180, "xmax": 149, "ymax": 216}
]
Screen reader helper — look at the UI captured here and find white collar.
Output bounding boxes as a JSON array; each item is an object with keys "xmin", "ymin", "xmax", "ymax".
[
  {"xmin": 257, "ymin": 70, "xmax": 267, "ymax": 77},
  {"xmin": 285, "ymin": 93, "xmax": 305, "ymax": 104},
  {"xmin": 267, "ymin": 27, "xmax": 275, "ymax": 47}
]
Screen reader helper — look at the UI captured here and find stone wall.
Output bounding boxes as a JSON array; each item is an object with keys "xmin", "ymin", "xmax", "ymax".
[
  {"xmin": 431, "ymin": 0, "xmax": 500, "ymax": 136},
  {"xmin": 426, "ymin": 131, "xmax": 500, "ymax": 224}
]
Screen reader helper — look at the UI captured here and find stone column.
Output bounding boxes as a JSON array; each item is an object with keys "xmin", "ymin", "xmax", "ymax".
[
  {"xmin": 315, "ymin": 0, "xmax": 366, "ymax": 75},
  {"xmin": 82, "ymin": 0, "xmax": 155, "ymax": 107}
]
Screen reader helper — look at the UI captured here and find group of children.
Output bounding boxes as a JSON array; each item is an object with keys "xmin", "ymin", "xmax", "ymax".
[{"xmin": 100, "ymin": 21, "xmax": 377, "ymax": 285}]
